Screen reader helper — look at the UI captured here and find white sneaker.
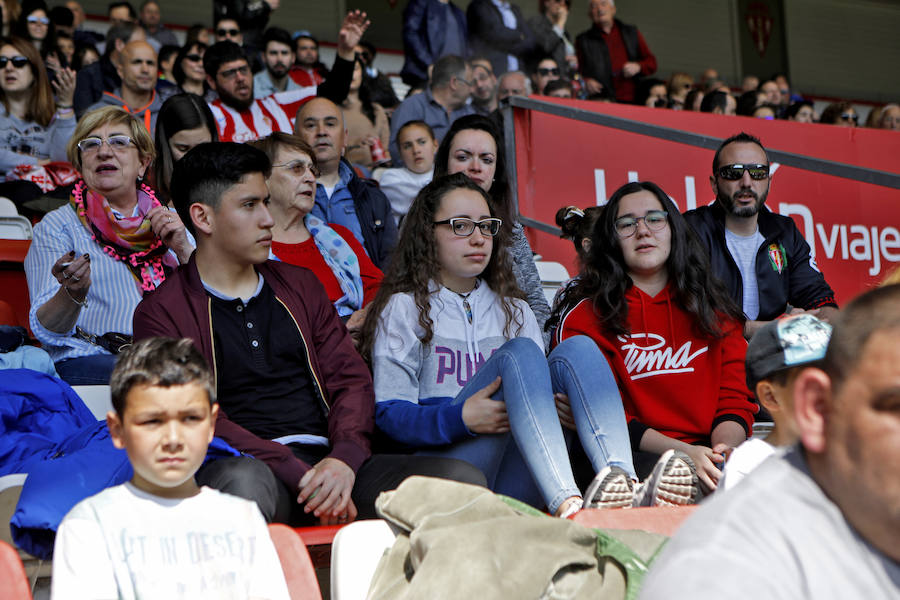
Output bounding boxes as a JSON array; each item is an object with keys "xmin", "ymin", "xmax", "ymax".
[
  {"xmin": 584, "ymin": 465, "xmax": 635, "ymax": 509},
  {"xmin": 633, "ymin": 449, "xmax": 700, "ymax": 507},
  {"xmin": 558, "ymin": 498, "xmax": 584, "ymax": 519}
]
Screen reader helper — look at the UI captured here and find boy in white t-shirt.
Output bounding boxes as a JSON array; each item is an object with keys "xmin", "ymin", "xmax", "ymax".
[
  {"xmin": 378, "ymin": 120, "xmax": 437, "ymax": 226},
  {"xmin": 51, "ymin": 337, "xmax": 290, "ymax": 600},
  {"xmin": 719, "ymin": 314, "xmax": 832, "ymax": 492}
]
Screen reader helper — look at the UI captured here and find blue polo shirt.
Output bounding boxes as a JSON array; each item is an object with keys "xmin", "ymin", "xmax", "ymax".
[{"xmin": 312, "ymin": 161, "xmax": 366, "ymax": 246}]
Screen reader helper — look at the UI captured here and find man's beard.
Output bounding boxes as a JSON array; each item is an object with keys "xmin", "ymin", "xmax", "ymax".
[
  {"xmin": 719, "ymin": 187, "xmax": 767, "ymax": 218},
  {"xmin": 219, "ymin": 87, "xmax": 254, "ymax": 111},
  {"xmin": 268, "ymin": 63, "xmax": 289, "ymax": 79}
]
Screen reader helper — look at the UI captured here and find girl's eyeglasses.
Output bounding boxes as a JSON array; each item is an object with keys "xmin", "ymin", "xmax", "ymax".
[
  {"xmin": 434, "ymin": 217, "xmax": 502, "ymax": 237},
  {"xmin": 614, "ymin": 210, "xmax": 668, "ymax": 238}
]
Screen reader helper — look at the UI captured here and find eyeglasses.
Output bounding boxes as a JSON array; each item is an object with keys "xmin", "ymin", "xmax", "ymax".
[
  {"xmin": 185, "ymin": 53, "xmax": 203, "ymax": 62},
  {"xmin": 27, "ymin": 15, "xmax": 49, "ymax": 24},
  {"xmin": 840, "ymin": 112, "xmax": 858, "ymax": 124},
  {"xmin": 537, "ymin": 67, "xmax": 560, "ymax": 76},
  {"xmin": 614, "ymin": 210, "xmax": 668, "ymax": 238},
  {"xmin": 717, "ymin": 163, "xmax": 769, "ymax": 181},
  {"xmin": 272, "ymin": 159, "xmax": 320, "ymax": 178},
  {"xmin": 218, "ymin": 64, "xmax": 250, "ymax": 79},
  {"xmin": 77, "ymin": 134, "xmax": 134, "ymax": 153},
  {"xmin": 0, "ymin": 56, "xmax": 29, "ymax": 69},
  {"xmin": 216, "ymin": 28, "xmax": 240, "ymax": 37},
  {"xmin": 434, "ymin": 217, "xmax": 502, "ymax": 237},
  {"xmin": 455, "ymin": 75, "xmax": 473, "ymax": 87}
]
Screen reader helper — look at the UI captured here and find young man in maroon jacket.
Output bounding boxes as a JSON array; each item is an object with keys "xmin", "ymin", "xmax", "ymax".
[{"xmin": 133, "ymin": 142, "xmax": 484, "ymax": 525}]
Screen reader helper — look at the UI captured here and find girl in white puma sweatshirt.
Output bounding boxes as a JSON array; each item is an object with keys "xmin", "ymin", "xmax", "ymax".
[{"xmin": 360, "ymin": 174, "xmax": 637, "ymax": 516}]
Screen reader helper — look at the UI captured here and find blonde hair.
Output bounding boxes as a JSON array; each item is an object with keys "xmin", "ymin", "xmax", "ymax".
[{"xmin": 67, "ymin": 105, "xmax": 156, "ymax": 172}]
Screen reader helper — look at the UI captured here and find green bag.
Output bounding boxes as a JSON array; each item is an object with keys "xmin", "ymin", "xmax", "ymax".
[{"xmin": 368, "ymin": 477, "xmax": 669, "ymax": 600}]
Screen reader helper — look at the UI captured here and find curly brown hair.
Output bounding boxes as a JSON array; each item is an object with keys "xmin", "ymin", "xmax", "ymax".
[{"xmin": 359, "ymin": 173, "xmax": 526, "ymax": 362}]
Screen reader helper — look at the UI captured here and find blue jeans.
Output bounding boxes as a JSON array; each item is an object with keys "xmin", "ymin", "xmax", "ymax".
[
  {"xmin": 55, "ymin": 353, "xmax": 118, "ymax": 385},
  {"xmin": 419, "ymin": 337, "xmax": 580, "ymax": 514},
  {"xmin": 419, "ymin": 336, "xmax": 636, "ymax": 513},
  {"xmin": 549, "ymin": 336, "xmax": 636, "ymax": 480}
]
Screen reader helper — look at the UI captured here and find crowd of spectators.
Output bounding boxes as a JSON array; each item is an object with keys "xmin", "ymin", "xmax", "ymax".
[{"xmin": 1, "ymin": 1, "xmax": 899, "ymax": 598}]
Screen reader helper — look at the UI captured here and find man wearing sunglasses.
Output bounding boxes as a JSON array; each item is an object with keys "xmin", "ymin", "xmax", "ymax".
[
  {"xmin": 684, "ymin": 132, "xmax": 837, "ymax": 340},
  {"xmin": 203, "ymin": 10, "xmax": 369, "ymax": 144}
]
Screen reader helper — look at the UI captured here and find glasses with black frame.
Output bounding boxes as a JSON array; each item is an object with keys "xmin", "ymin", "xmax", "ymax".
[
  {"xmin": 716, "ymin": 163, "xmax": 770, "ymax": 181},
  {"xmin": 216, "ymin": 28, "xmax": 240, "ymax": 37},
  {"xmin": 537, "ymin": 67, "xmax": 560, "ymax": 76},
  {"xmin": 614, "ymin": 210, "xmax": 668, "ymax": 238},
  {"xmin": 0, "ymin": 56, "xmax": 30, "ymax": 69},
  {"xmin": 434, "ymin": 217, "xmax": 502, "ymax": 237}
]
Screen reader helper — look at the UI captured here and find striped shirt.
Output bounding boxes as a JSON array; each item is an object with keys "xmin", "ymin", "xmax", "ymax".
[
  {"xmin": 208, "ymin": 88, "xmax": 317, "ymax": 143},
  {"xmin": 24, "ymin": 203, "xmax": 177, "ymax": 363}
]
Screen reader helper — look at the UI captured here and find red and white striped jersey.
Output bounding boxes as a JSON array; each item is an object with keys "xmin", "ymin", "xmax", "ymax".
[{"xmin": 208, "ymin": 87, "xmax": 318, "ymax": 143}]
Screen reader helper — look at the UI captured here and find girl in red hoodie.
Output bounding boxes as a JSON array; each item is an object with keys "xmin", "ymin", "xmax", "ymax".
[{"xmin": 550, "ymin": 181, "xmax": 757, "ymax": 493}]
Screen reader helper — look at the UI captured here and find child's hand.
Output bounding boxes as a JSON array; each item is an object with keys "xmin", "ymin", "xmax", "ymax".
[{"xmin": 461, "ymin": 377, "xmax": 508, "ymax": 434}]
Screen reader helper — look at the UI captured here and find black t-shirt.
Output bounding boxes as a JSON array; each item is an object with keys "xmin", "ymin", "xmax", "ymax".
[{"xmin": 209, "ymin": 280, "xmax": 328, "ymax": 440}]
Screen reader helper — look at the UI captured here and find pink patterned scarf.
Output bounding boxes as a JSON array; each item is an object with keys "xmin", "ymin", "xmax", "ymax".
[{"xmin": 69, "ymin": 180, "xmax": 177, "ymax": 292}]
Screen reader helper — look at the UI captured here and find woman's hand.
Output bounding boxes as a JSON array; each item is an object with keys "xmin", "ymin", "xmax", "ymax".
[
  {"xmin": 461, "ymin": 377, "xmax": 508, "ymax": 434},
  {"xmin": 52, "ymin": 251, "xmax": 91, "ymax": 302},
  {"xmin": 148, "ymin": 206, "xmax": 192, "ymax": 264},
  {"xmin": 50, "ymin": 66, "xmax": 77, "ymax": 109},
  {"xmin": 554, "ymin": 392, "xmax": 577, "ymax": 431},
  {"xmin": 681, "ymin": 444, "xmax": 725, "ymax": 493},
  {"xmin": 36, "ymin": 251, "xmax": 92, "ymax": 333},
  {"xmin": 336, "ymin": 10, "xmax": 371, "ymax": 60}
]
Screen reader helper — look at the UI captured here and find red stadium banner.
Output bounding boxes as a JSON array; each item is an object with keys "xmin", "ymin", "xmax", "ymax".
[{"xmin": 505, "ymin": 97, "xmax": 900, "ymax": 305}]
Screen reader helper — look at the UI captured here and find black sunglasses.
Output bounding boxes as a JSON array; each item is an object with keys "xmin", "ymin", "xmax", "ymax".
[
  {"xmin": 216, "ymin": 28, "xmax": 240, "ymax": 37},
  {"xmin": 840, "ymin": 112, "xmax": 858, "ymax": 124},
  {"xmin": 185, "ymin": 53, "xmax": 203, "ymax": 62},
  {"xmin": 717, "ymin": 163, "xmax": 769, "ymax": 181},
  {"xmin": 537, "ymin": 67, "xmax": 560, "ymax": 76},
  {"xmin": 0, "ymin": 56, "xmax": 30, "ymax": 69}
]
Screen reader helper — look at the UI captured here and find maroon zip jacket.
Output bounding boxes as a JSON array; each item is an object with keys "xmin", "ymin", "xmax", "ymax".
[{"xmin": 133, "ymin": 254, "xmax": 374, "ymax": 493}]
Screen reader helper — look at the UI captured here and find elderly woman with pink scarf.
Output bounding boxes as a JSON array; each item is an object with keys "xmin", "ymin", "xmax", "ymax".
[{"xmin": 24, "ymin": 106, "xmax": 193, "ymax": 384}]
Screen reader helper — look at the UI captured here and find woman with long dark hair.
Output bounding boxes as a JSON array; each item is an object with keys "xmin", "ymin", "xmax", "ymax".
[
  {"xmin": 434, "ymin": 114, "xmax": 551, "ymax": 347},
  {"xmin": 342, "ymin": 57, "xmax": 390, "ymax": 169},
  {"xmin": 550, "ymin": 181, "xmax": 757, "ymax": 493},
  {"xmin": 171, "ymin": 41, "xmax": 213, "ymax": 100},
  {"xmin": 152, "ymin": 93, "xmax": 217, "ymax": 205}
]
